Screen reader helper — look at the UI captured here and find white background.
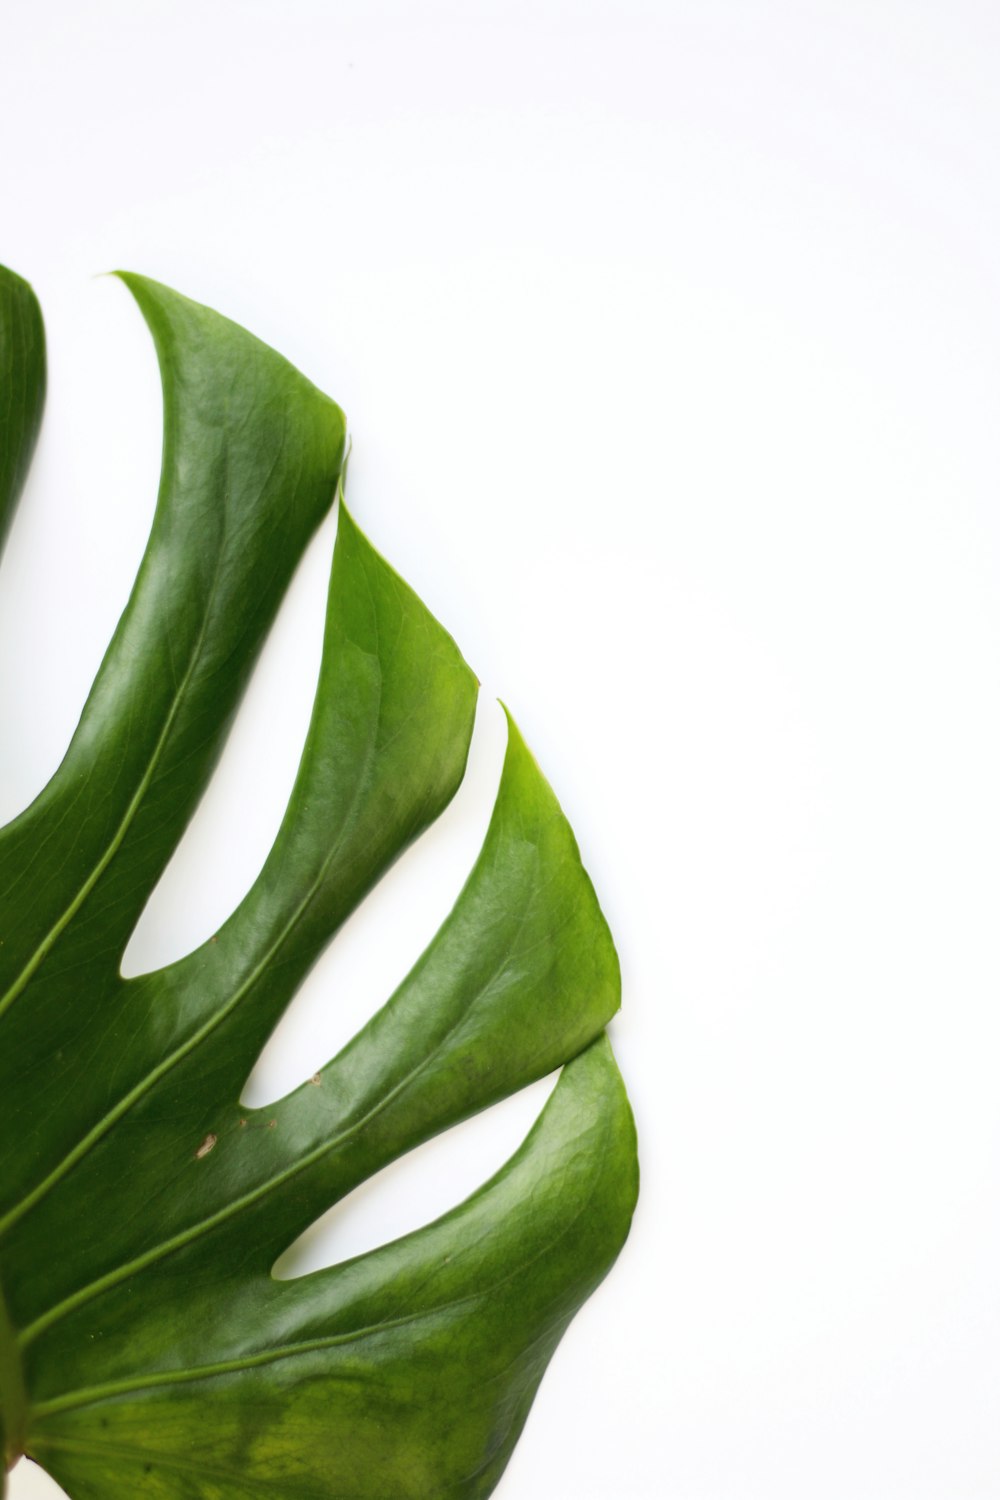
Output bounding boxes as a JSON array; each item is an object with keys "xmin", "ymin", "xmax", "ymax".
[{"xmin": 3, "ymin": 2, "xmax": 1000, "ymax": 1496}]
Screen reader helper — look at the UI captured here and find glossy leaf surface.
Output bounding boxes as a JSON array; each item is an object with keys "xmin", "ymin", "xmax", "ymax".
[{"xmin": 0, "ymin": 267, "xmax": 637, "ymax": 1499}]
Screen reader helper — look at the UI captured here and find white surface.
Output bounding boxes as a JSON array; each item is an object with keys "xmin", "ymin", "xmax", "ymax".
[{"xmin": 3, "ymin": 2, "xmax": 1000, "ymax": 1496}]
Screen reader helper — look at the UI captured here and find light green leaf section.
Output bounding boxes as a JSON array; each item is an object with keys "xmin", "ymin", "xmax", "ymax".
[{"xmin": 0, "ymin": 265, "xmax": 637, "ymax": 1499}]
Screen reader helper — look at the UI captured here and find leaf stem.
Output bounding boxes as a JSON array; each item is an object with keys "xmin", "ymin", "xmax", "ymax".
[{"xmin": 0, "ymin": 1272, "xmax": 26, "ymax": 1469}]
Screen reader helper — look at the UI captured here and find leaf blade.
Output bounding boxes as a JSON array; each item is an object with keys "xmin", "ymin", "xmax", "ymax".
[{"xmin": 0, "ymin": 269, "xmax": 638, "ymax": 1500}]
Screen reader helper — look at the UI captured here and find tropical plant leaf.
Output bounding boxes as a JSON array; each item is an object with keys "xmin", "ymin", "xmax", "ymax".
[{"xmin": 0, "ymin": 266, "xmax": 637, "ymax": 1500}]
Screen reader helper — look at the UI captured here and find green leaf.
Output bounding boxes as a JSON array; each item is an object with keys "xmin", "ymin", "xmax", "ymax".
[
  {"xmin": 0, "ymin": 265, "xmax": 638, "ymax": 1500},
  {"xmin": 0, "ymin": 267, "xmax": 45, "ymax": 556}
]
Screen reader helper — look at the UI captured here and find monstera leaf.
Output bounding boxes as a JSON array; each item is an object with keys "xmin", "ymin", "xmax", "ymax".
[{"xmin": 0, "ymin": 265, "xmax": 637, "ymax": 1500}]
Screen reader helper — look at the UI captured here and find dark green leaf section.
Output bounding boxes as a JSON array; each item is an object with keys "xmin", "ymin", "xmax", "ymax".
[
  {"xmin": 0, "ymin": 270, "xmax": 638, "ymax": 1499},
  {"xmin": 29, "ymin": 1039, "xmax": 636, "ymax": 1500},
  {"xmin": 0, "ymin": 265, "xmax": 45, "ymax": 558}
]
